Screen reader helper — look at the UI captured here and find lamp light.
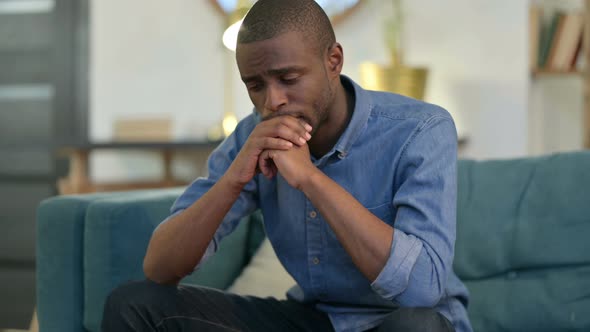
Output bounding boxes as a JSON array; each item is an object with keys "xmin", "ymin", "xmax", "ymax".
[
  {"xmin": 222, "ymin": 112, "xmax": 238, "ymax": 137},
  {"xmin": 222, "ymin": 18, "xmax": 243, "ymax": 52},
  {"xmin": 221, "ymin": 0, "xmax": 251, "ymax": 51},
  {"xmin": 208, "ymin": 1, "xmax": 251, "ymax": 141}
]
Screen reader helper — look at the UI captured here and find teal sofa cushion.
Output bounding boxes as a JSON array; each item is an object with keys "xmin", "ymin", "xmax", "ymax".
[
  {"xmin": 465, "ymin": 267, "xmax": 590, "ymax": 331},
  {"xmin": 456, "ymin": 152, "xmax": 590, "ymax": 331}
]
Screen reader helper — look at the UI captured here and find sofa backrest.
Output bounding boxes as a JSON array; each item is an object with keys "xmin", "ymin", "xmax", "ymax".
[{"xmin": 455, "ymin": 151, "xmax": 590, "ymax": 331}]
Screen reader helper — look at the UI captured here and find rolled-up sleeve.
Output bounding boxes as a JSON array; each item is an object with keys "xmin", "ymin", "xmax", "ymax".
[{"xmin": 371, "ymin": 115, "xmax": 457, "ymax": 307}]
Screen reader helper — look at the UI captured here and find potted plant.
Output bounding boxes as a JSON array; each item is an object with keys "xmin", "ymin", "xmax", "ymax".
[{"xmin": 360, "ymin": 0, "xmax": 428, "ymax": 100}]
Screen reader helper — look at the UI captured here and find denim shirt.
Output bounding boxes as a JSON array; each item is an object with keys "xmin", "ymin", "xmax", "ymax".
[{"xmin": 165, "ymin": 76, "xmax": 472, "ymax": 332}]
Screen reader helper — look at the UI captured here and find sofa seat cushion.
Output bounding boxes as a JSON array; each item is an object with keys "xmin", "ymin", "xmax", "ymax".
[{"xmin": 465, "ymin": 265, "xmax": 590, "ymax": 332}]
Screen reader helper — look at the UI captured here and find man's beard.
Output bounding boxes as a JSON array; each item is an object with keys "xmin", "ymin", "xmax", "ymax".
[{"xmin": 311, "ymin": 81, "xmax": 334, "ymax": 135}]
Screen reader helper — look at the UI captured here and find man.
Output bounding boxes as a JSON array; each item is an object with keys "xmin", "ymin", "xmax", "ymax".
[{"xmin": 102, "ymin": 0, "xmax": 472, "ymax": 331}]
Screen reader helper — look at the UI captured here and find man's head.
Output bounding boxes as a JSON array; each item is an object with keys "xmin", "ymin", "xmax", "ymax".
[
  {"xmin": 235, "ymin": 0, "xmax": 345, "ymax": 136},
  {"xmin": 237, "ymin": 0, "xmax": 336, "ymax": 57}
]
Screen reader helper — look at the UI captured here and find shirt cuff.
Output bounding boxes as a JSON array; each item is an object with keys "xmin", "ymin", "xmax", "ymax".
[{"xmin": 370, "ymin": 229, "xmax": 423, "ymax": 300}]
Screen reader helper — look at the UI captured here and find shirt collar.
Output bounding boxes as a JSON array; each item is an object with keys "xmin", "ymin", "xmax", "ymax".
[{"xmin": 332, "ymin": 75, "xmax": 372, "ymax": 159}]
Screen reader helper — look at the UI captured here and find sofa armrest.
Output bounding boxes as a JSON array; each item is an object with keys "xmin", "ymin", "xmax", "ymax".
[
  {"xmin": 81, "ymin": 189, "xmax": 255, "ymax": 332},
  {"xmin": 36, "ymin": 192, "xmax": 132, "ymax": 332},
  {"xmin": 37, "ymin": 187, "xmax": 259, "ymax": 332},
  {"xmin": 82, "ymin": 189, "xmax": 181, "ymax": 332}
]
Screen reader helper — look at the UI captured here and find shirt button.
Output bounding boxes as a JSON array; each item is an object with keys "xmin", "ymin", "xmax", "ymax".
[
  {"xmin": 309, "ymin": 211, "xmax": 317, "ymax": 219},
  {"xmin": 312, "ymin": 257, "xmax": 320, "ymax": 265}
]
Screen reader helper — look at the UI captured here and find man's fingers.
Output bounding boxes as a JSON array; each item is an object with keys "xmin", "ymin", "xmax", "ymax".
[
  {"xmin": 298, "ymin": 119, "xmax": 313, "ymax": 132},
  {"xmin": 276, "ymin": 124, "xmax": 309, "ymax": 146},
  {"xmin": 258, "ymin": 150, "xmax": 278, "ymax": 179},
  {"xmin": 272, "ymin": 117, "xmax": 311, "ymax": 146},
  {"xmin": 239, "ymin": 115, "xmax": 310, "ymax": 181},
  {"xmin": 258, "ymin": 116, "xmax": 312, "ymax": 146},
  {"xmin": 258, "ymin": 137, "xmax": 294, "ymax": 150}
]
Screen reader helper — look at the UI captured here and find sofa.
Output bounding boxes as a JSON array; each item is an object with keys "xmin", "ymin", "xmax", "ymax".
[{"xmin": 36, "ymin": 151, "xmax": 590, "ymax": 331}]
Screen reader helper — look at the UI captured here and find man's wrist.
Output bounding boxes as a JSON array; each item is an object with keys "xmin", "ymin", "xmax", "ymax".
[
  {"xmin": 299, "ymin": 167, "xmax": 324, "ymax": 194},
  {"xmin": 219, "ymin": 172, "xmax": 246, "ymax": 196}
]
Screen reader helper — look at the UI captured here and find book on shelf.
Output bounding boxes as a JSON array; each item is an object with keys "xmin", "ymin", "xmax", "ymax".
[
  {"xmin": 531, "ymin": 4, "xmax": 585, "ymax": 73},
  {"xmin": 538, "ymin": 11, "xmax": 563, "ymax": 69},
  {"xmin": 570, "ymin": 34, "xmax": 583, "ymax": 69},
  {"xmin": 547, "ymin": 12, "xmax": 584, "ymax": 71}
]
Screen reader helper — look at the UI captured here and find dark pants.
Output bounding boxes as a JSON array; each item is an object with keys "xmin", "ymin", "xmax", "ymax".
[{"xmin": 101, "ymin": 279, "xmax": 454, "ymax": 332}]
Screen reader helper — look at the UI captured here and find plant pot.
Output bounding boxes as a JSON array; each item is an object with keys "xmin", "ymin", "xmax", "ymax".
[{"xmin": 359, "ymin": 62, "xmax": 428, "ymax": 100}]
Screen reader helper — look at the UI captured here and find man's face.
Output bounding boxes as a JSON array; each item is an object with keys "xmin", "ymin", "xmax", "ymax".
[{"xmin": 236, "ymin": 31, "xmax": 335, "ymax": 133}]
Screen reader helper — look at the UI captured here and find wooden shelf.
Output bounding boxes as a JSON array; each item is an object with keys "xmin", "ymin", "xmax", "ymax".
[
  {"xmin": 56, "ymin": 140, "xmax": 221, "ymax": 195},
  {"xmin": 530, "ymin": 0, "xmax": 590, "ymax": 149}
]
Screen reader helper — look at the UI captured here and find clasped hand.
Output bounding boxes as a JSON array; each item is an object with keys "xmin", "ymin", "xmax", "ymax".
[{"xmin": 226, "ymin": 115, "xmax": 317, "ymax": 191}]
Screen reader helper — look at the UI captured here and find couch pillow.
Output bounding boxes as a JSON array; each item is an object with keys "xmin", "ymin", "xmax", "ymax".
[{"xmin": 227, "ymin": 238, "xmax": 296, "ymax": 299}]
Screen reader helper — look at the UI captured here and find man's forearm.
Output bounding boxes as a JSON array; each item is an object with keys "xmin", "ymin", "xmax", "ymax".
[
  {"xmin": 143, "ymin": 174, "xmax": 244, "ymax": 284},
  {"xmin": 300, "ymin": 169, "xmax": 394, "ymax": 282}
]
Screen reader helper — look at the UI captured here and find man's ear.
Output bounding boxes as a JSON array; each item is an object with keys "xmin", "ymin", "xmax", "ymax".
[{"xmin": 326, "ymin": 42, "xmax": 343, "ymax": 78}]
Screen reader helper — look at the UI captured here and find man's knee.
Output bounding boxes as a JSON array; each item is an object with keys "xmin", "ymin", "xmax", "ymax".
[
  {"xmin": 376, "ymin": 307, "xmax": 454, "ymax": 332},
  {"xmin": 105, "ymin": 279, "xmax": 174, "ymax": 310},
  {"xmin": 102, "ymin": 279, "xmax": 177, "ymax": 329}
]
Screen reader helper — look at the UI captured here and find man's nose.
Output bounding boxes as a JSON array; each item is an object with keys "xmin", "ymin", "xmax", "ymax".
[{"xmin": 264, "ymin": 84, "xmax": 287, "ymax": 114}]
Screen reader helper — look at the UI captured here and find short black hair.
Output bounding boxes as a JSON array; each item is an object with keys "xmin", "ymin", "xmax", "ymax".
[{"xmin": 237, "ymin": 0, "xmax": 336, "ymax": 56}]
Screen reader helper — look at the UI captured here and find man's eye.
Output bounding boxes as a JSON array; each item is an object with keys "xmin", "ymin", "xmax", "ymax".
[
  {"xmin": 281, "ymin": 76, "xmax": 299, "ymax": 84},
  {"xmin": 247, "ymin": 83, "xmax": 262, "ymax": 91}
]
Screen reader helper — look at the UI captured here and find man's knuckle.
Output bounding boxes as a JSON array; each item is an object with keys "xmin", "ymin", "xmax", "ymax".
[
  {"xmin": 279, "ymin": 116, "xmax": 291, "ymax": 125},
  {"xmin": 276, "ymin": 125, "xmax": 289, "ymax": 137}
]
